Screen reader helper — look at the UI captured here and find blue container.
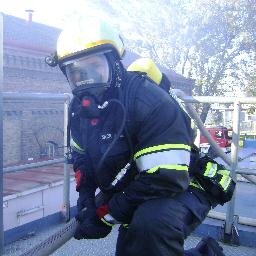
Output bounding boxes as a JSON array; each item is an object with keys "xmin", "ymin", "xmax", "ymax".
[{"xmin": 244, "ymin": 139, "xmax": 256, "ymax": 148}]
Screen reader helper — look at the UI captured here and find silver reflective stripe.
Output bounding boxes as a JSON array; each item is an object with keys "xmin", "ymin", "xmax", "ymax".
[
  {"xmin": 70, "ymin": 137, "xmax": 85, "ymax": 153},
  {"xmin": 103, "ymin": 214, "xmax": 120, "ymax": 225},
  {"xmin": 111, "ymin": 163, "xmax": 131, "ymax": 186},
  {"xmin": 135, "ymin": 150, "xmax": 190, "ymax": 172}
]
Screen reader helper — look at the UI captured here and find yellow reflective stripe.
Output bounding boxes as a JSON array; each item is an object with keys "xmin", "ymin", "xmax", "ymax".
[
  {"xmin": 204, "ymin": 162, "xmax": 217, "ymax": 178},
  {"xmin": 189, "ymin": 180, "xmax": 204, "ymax": 191},
  {"xmin": 134, "ymin": 144, "xmax": 191, "ymax": 159},
  {"xmin": 147, "ymin": 164, "xmax": 188, "ymax": 174},
  {"xmin": 123, "ymin": 224, "xmax": 129, "ymax": 228},
  {"xmin": 217, "ymin": 169, "xmax": 230, "ymax": 176},
  {"xmin": 70, "ymin": 138, "xmax": 85, "ymax": 152},
  {"xmin": 217, "ymin": 169, "xmax": 232, "ymax": 191},
  {"xmin": 101, "ymin": 218, "xmax": 114, "ymax": 227},
  {"xmin": 219, "ymin": 175, "xmax": 232, "ymax": 191}
]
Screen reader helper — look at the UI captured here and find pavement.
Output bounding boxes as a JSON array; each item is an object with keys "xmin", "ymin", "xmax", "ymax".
[{"xmin": 4, "ymin": 225, "xmax": 256, "ymax": 256}]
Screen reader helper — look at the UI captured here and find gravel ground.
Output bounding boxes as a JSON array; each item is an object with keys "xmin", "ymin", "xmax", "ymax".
[{"xmin": 4, "ymin": 224, "xmax": 256, "ymax": 256}]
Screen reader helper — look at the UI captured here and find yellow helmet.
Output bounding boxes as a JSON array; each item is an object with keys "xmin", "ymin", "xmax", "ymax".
[
  {"xmin": 56, "ymin": 18, "xmax": 125, "ymax": 62},
  {"xmin": 55, "ymin": 18, "xmax": 126, "ymax": 98},
  {"xmin": 127, "ymin": 58, "xmax": 162, "ymax": 85}
]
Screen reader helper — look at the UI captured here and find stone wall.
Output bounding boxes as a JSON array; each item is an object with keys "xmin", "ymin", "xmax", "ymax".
[
  {"xmin": 3, "ymin": 46, "xmax": 68, "ymax": 166},
  {"xmin": 3, "ymin": 113, "xmax": 22, "ymax": 166},
  {"xmin": 3, "ymin": 100, "xmax": 64, "ymax": 166}
]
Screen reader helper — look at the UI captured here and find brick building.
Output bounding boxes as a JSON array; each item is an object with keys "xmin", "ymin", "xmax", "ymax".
[
  {"xmin": 2, "ymin": 14, "xmax": 194, "ymax": 166},
  {"xmin": 3, "ymin": 14, "xmax": 68, "ymax": 166}
]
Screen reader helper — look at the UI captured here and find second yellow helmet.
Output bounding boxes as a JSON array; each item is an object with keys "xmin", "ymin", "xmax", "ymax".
[{"xmin": 127, "ymin": 58, "xmax": 162, "ymax": 85}]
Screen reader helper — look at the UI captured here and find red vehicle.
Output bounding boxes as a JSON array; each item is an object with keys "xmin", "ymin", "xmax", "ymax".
[{"xmin": 199, "ymin": 126, "xmax": 232, "ymax": 154}]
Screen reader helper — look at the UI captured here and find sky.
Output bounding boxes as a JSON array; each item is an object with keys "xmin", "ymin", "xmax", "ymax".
[{"xmin": 0, "ymin": 0, "xmax": 103, "ymax": 28}]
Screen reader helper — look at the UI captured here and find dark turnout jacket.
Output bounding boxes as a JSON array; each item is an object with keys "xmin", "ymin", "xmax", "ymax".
[{"xmin": 70, "ymin": 72, "xmax": 194, "ymax": 223}]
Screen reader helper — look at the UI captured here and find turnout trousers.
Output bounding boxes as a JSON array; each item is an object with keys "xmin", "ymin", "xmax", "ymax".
[{"xmin": 115, "ymin": 191, "xmax": 211, "ymax": 256}]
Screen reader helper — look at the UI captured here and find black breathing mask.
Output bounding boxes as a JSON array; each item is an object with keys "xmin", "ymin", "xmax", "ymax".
[
  {"xmin": 63, "ymin": 53, "xmax": 111, "ymax": 100},
  {"xmin": 65, "ymin": 51, "xmax": 124, "ymax": 119}
]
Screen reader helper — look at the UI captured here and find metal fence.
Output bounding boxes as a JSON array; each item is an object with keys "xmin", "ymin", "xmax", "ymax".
[
  {"xmin": 2, "ymin": 92, "xmax": 72, "ymax": 220},
  {"xmin": 1, "ymin": 93, "xmax": 71, "ymax": 254},
  {"xmin": 1, "ymin": 92, "xmax": 256, "ymax": 254},
  {"xmin": 175, "ymin": 90, "xmax": 256, "ymax": 242}
]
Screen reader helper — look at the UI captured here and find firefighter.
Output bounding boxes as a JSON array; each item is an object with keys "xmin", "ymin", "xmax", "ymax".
[
  {"xmin": 127, "ymin": 58, "xmax": 230, "ymax": 255},
  {"xmin": 52, "ymin": 18, "xmax": 231, "ymax": 255}
]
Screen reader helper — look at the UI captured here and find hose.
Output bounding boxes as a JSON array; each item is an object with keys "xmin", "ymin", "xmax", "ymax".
[
  {"xmin": 19, "ymin": 192, "xmax": 105, "ymax": 256},
  {"xmin": 20, "ymin": 218, "xmax": 77, "ymax": 256}
]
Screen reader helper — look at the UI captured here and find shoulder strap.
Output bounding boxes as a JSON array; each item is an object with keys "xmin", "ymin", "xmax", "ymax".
[
  {"xmin": 117, "ymin": 71, "xmax": 147, "ymax": 159},
  {"xmin": 123, "ymin": 71, "xmax": 147, "ymax": 123}
]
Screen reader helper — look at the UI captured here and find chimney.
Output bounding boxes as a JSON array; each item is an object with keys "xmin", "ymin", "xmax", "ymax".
[{"xmin": 25, "ymin": 9, "xmax": 34, "ymax": 23}]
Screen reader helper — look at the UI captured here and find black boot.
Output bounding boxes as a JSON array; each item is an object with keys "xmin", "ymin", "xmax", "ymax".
[{"xmin": 195, "ymin": 236, "xmax": 225, "ymax": 256}]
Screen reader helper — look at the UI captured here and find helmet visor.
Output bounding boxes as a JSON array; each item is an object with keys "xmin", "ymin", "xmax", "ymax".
[{"xmin": 63, "ymin": 54, "xmax": 110, "ymax": 91}]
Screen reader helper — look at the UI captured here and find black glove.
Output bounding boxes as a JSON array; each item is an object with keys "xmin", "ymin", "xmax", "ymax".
[
  {"xmin": 74, "ymin": 207, "xmax": 112, "ymax": 240},
  {"xmin": 192, "ymin": 155, "xmax": 236, "ymax": 205}
]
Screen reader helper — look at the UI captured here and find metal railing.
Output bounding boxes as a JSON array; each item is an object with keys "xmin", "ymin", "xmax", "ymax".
[
  {"xmin": 1, "ymin": 91, "xmax": 256, "ymax": 254},
  {"xmin": 0, "ymin": 12, "xmax": 4, "ymax": 256},
  {"xmin": 3, "ymin": 158, "xmax": 65, "ymax": 173},
  {"xmin": 3, "ymin": 92, "xmax": 72, "ymax": 221},
  {"xmin": 175, "ymin": 89, "xmax": 256, "ymax": 243},
  {"xmin": 1, "ymin": 92, "xmax": 72, "ymax": 254}
]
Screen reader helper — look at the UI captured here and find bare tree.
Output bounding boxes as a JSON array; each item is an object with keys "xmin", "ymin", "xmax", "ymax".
[{"xmin": 71, "ymin": 0, "xmax": 256, "ymax": 122}]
